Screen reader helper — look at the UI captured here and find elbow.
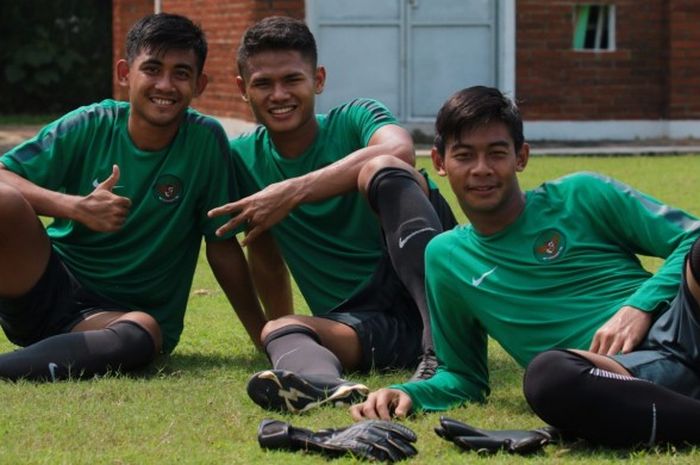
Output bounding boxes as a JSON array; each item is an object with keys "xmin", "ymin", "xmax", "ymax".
[{"xmin": 385, "ymin": 141, "xmax": 416, "ymax": 166}]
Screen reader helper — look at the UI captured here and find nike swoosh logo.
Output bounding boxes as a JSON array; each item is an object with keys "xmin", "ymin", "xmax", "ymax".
[
  {"xmin": 472, "ymin": 266, "xmax": 497, "ymax": 287},
  {"xmin": 91, "ymin": 178, "xmax": 124, "ymax": 189},
  {"xmin": 398, "ymin": 227, "xmax": 437, "ymax": 248},
  {"xmin": 48, "ymin": 362, "xmax": 59, "ymax": 382}
]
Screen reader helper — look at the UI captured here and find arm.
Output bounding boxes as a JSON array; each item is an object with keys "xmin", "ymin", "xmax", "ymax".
[
  {"xmin": 0, "ymin": 163, "xmax": 131, "ymax": 232},
  {"xmin": 351, "ymin": 237, "xmax": 490, "ymax": 419},
  {"xmin": 246, "ymin": 231, "xmax": 293, "ymax": 320},
  {"xmin": 209, "ymin": 124, "xmax": 415, "ymax": 244},
  {"xmin": 206, "ymin": 237, "xmax": 268, "ymax": 350},
  {"xmin": 589, "ymin": 305, "xmax": 653, "ymax": 355},
  {"xmin": 584, "ymin": 174, "xmax": 700, "ymax": 353}
]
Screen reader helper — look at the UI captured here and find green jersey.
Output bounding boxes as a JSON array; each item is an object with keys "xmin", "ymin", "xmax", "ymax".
[
  {"xmin": 395, "ymin": 172, "xmax": 700, "ymax": 411},
  {"xmin": 0, "ymin": 100, "xmax": 236, "ymax": 353},
  {"xmin": 230, "ymin": 98, "xmax": 397, "ymax": 314}
]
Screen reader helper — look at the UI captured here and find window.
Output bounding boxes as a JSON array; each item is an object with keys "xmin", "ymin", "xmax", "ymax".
[{"xmin": 573, "ymin": 4, "xmax": 615, "ymax": 51}]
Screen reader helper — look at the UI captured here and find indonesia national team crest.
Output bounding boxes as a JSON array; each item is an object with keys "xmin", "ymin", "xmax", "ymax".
[
  {"xmin": 153, "ymin": 174, "xmax": 183, "ymax": 204},
  {"xmin": 533, "ymin": 229, "xmax": 567, "ymax": 262}
]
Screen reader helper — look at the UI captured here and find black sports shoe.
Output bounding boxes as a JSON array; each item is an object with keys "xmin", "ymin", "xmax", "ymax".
[
  {"xmin": 247, "ymin": 370, "xmax": 369, "ymax": 413},
  {"xmin": 409, "ymin": 349, "xmax": 438, "ymax": 382}
]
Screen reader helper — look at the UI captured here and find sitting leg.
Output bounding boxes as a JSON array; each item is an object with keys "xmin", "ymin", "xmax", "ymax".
[
  {"xmin": 685, "ymin": 235, "xmax": 700, "ymax": 316},
  {"xmin": 247, "ymin": 316, "xmax": 368, "ymax": 413},
  {"xmin": 523, "ymin": 349, "xmax": 700, "ymax": 447},
  {"xmin": 0, "ymin": 181, "xmax": 51, "ymax": 298},
  {"xmin": 0, "ymin": 182, "xmax": 160, "ymax": 382},
  {"xmin": 359, "ymin": 156, "xmax": 455, "ymax": 380},
  {"xmin": 0, "ymin": 311, "xmax": 160, "ymax": 381}
]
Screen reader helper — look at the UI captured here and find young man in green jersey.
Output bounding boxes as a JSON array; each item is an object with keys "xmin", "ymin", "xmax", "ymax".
[
  {"xmin": 209, "ymin": 16, "xmax": 457, "ymax": 413},
  {"xmin": 0, "ymin": 13, "xmax": 274, "ymax": 381},
  {"xmin": 351, "ymin": 86, "xmax": 700, "ymax": 447}
]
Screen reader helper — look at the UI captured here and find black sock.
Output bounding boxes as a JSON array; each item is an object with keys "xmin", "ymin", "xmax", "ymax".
[
  {"xmin": 367, "ymin": 167, "xmax": 443, "ymax": 352},
  {"xmin": 523, "ymin": 349, "xmax": 700, "ymax": 447},
  {"xmin": 0, "ymin": 321, "xmax": 156, "ymax": 381},
  {"xmin": 263, "ymin": 325, "xmax": 343, "ymax": 381}
]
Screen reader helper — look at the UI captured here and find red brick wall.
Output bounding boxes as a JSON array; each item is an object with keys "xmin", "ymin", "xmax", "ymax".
[
  {"xmin": 517, "ymin": 0, "xmax": 669, "ymax": 120},
  {"xmin": 112, "ymin": 0, "xmax": 305, "ymax": 119},
  {"xmin": 668, "ymin": 0, "xmax": 700, "ymax": 118},
  {"xmin": 112, "ymin": 0, "xmax": 153, "ymax": 102},
  {"xmin": 115, "ymin": 1, "xmax": 699, "ymax": 122}
]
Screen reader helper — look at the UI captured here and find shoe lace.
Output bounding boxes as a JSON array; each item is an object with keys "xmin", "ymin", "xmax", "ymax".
[{"xmin": 410, "ymin": 351, "xmax": 438, "ymax": 381}]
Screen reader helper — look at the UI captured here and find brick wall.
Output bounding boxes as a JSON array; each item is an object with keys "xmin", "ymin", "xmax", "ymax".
[
  {"xmin": 112, "ymin": 0, "xmax": 153, "ymax": 102},
  {"xmin": 668, "ymin": 0, "xmax": 700, "ymax": 119},
  {"xmin": 517, "ymin": 0, "xmax": 669, "ymax": 120},
  {"xmin": 114, "ymin": 1, "xmax": 699, "ymax": 122},
  {"xmin": 112, "ymin": 0, "xmax": 305, "ymax": 119}
]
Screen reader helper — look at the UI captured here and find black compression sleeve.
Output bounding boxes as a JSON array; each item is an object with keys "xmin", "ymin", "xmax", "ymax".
[
  {"xmin": 0, "ymin": 321, "xmax": 155, "ymax": 381},
  {"xmin": 523, "ymin": 349, "xmax": 700, "ymax": 447},
  {"xmin": 366, "ymin": 167, "xmax": 443, "ymax": 351}
]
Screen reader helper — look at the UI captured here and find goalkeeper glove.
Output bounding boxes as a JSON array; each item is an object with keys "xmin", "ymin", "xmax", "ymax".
[
  {"xmin": 435, "ymin": 416, "xmax": 557, "ymax": 455},
  {"xmin": 258, "ymin": 418, "xmax": 418, "ymax": 462}
]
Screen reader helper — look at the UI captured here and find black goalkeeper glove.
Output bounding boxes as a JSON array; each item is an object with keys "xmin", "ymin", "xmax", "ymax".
[
  {"xmin": 258, "ymin": 418, "xmax": 418, "ymax": 462},
  {"xmin": 435, "ymin": 416, "xmax": 557, "ymax": 455}
]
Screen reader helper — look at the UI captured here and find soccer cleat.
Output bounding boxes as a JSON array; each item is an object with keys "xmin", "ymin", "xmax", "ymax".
[
  {"xmin": 408, "ymin": 349, "xmax": 438, "ymax": 382},
  {"xmin": 247, "ymin": 370, "xmax": 369, "ymax": 413}
]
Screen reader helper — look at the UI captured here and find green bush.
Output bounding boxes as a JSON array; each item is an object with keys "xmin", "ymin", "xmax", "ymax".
[{"xmin": 0, "ymin": 0, "xmax": 112, "ymax": 114}]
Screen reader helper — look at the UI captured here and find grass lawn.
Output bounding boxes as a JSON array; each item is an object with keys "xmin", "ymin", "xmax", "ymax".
[{"xmin": 2, "ymin": 155, "xmax": 700, "ymax": 464}]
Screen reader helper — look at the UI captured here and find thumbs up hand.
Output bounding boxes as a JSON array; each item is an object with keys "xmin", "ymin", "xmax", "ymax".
[{"xmin": 76, "ymin": 165, "xmax": 132, "ymax": 232}]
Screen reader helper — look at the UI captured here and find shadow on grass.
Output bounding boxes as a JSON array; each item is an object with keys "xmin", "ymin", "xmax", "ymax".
[{"xmin": 148, "ymin": 351, "xmax": 270, "ymax": 379}]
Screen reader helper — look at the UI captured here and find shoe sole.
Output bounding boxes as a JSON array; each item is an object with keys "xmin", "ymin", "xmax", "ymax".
[{"xmin": 247, "ymin": 370, "xmax": 369, "ymax": 413}]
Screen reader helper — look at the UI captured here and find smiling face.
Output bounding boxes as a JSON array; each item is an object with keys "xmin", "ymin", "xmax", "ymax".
[
  {"xmin": 117, "ymin": 47, "xmax": 207, "ymax": 148},
  {"xmin": 432, "ymin": 121, "xmax": 529, "ymax": 233},
  {"xmin": 236, "ymin": 49, "xmax": 325, "ymax": 154}
]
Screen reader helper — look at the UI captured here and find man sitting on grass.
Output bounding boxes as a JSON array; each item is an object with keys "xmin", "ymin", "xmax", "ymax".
[
  {"xmin": 0, "ymin": 13, "xmax": 273, "ymax": 381},
  {"xmin": 209, "ymin": 16, "xmax": 457, "ymax": 413},
  {"xmin": 352, "ymin": 86, "xmax": 700, "ymax": 447}
]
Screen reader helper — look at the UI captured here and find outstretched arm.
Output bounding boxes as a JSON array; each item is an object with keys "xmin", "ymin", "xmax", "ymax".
[
  {"xmin": 0, "ymin": 163, "xmax": 131, "ymax": 232},
  {"xmin": 206, "ymin": 237, "xmax": 268, "ymax": 349},
  {"xmin": 209, "ymin": 124, "xmax": 415, "ymax": 245}
]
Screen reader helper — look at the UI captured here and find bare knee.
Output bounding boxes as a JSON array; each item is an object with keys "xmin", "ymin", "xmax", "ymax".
[
  {"xmin": 113, "ymin": 312, "xmax": 163, "ymax": 352},
  {"xmin": 260, "ymin": 315, "xmax": 314, "ymax": 341},
  {"xmin": 0, "ymin": 182, "xmax": 31, "ymax": 222},
  {"xmin": 357, "ymin": 156, "xmax": 428, "ymax": 196},
  {"xmin": 568, "ymin": 349, "xmax": 632, "ymax": 376}
]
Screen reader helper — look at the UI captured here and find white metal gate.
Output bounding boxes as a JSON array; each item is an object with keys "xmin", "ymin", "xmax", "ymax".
[{"xmin": 307, "ymin": 0, "xmax": 500, "ymax": 123}]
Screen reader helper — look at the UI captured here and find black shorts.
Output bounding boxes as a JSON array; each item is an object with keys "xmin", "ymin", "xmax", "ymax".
[
  {"xmin": 321, "ymin": 183, "xmax": 457, "ymax": 372},
  {"xmin": 614, "ymin": 263, "xmax": 700, "ymax": 399},
  {"xmin": 0, "ymin": 248, "xmax": 129, "ymax": 347}
]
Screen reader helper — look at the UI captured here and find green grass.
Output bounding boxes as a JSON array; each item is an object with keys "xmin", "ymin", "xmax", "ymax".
[{"xmin": 2, "ymin": 155, "xmax": 700, "ymax": 464}]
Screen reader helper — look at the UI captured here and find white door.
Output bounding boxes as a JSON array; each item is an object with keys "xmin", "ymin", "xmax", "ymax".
[{"xmin": 307, "ymin": 0, "xmax": 499, "ymax": 122}]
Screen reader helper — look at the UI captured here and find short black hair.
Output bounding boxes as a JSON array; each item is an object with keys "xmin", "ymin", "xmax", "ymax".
[
  {"xmin": 126, "ymin": 13, "xmax": 208, "ymax": 75},
  {"xmin": 434, "ymin": 86, "xmax": 524, "ymax": 155},
  {"xmin": 237, "ymin": 16, "xmax": 317, "ymax": 78}
]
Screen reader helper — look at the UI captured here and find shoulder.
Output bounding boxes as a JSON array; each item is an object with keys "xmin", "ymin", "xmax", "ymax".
[
  {"xmin": 183, "ymin": 108, "xmax": 227, "ymax": 138},
  {"xmin": 229, "ymin": 125, "xmax": 266, "ymax": 157},
  {"xmin": 531, "ymin": 171, "xmax": 616, "ymax": 200},
  {"xmin": 426, "ymin": 226, "xmax": 470, "ymax": 262},
  {"xmin": 54, "ymin": 99, "xmax": 127, "ymax": 133},
  {"xmin": 15, "ymin": 100, "xmax": 127, "ymax": 152},
  {"xmin": 181, "ymin": 108, "xmax": 229, "ymax": 154},
  {"xmin": 327, "ymin": 98, "xmax": 397, "ymax": 123}
]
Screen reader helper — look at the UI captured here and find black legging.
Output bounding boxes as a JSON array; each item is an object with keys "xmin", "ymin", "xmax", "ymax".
[{"xmin": 523, "ymin": 349, "xmax": 700, "ymax": 447}]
